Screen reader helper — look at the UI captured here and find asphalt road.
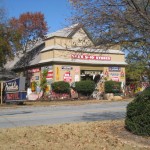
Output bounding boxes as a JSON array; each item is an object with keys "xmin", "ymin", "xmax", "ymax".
[{"xmin": 0, "ymin": 101, "xmax": 129, "ymax": 128}]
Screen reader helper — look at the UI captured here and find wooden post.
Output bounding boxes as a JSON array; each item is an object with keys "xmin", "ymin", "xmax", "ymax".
[{"xmin": 0, "ymin": 82, "xmax": 3, "ymax": 104}]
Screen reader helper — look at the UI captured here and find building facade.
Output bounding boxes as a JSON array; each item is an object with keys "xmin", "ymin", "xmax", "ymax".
[{"xmin": 6, "ymin": 25, "xmax": 127, "ymax": 91}]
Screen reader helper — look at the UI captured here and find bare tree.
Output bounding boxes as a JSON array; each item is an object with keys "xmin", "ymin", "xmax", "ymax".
[
  {"xmin": 70, "ymin": 0, "xmax": 150, "ymax": 80},
  {"xmin": 70, "ymin": 0, "xmax": 150, "ymax": 48}
]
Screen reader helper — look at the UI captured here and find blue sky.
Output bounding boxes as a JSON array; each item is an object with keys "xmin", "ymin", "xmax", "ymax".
[{"xmin": 1, "ymin": 0, "xmax": 73, "ymax": 33}]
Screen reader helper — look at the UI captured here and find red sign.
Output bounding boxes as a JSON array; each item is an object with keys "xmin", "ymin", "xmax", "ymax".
[
  {"xmin": 112, "ymin": 77, "xmax": 119, "ymax": 82},
  {"xmin": 6, "ymin": 93, "xmax": 20, "ymax": 100},
  {"xmin": 28, "ymin": 68, "xmax": 40, "ymax": 73},
  {"xmin": 71, "ymin": 54, "xmax": 111, "ymax": 61},
  {"xmin": 64, "ymin": 72, "xmax": 72, "ymax": 82}
]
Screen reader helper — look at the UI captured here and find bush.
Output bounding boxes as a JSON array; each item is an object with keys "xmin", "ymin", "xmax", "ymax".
[
  {"xmin": 125, "ymin": 88, "xmax": 150, "ymax": 136},
  {"xmin": 105, "ymin": 80, "xmax": 121, "ymax": 93},
  {"xmin": 75, "ymin": 80, "xmax": 95, "ymax": 96},
  {"xmin": 51, "ymin": 81, "xmax": 70, "ymax": 94}
]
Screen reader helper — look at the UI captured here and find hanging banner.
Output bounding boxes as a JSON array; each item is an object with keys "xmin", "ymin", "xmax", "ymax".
[{"xmin": 56, "ymin": 67, "xmax": 60, "ymax": 81}]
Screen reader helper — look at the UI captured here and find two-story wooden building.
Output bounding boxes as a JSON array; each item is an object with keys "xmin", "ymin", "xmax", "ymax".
[{"xmin": 5, "ymin": 24, "xmax": 127, "ymax": 91}]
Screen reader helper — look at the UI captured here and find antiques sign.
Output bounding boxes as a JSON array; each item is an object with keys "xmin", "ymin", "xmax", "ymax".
[{"xmin": 5, "ymin": 77, "xmax": 27, "ymax": 102}]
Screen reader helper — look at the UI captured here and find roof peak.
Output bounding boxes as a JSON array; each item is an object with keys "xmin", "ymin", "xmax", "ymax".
[{"xmin": 45, "ymin": 24, "xmax": 81, "ymax": 39}]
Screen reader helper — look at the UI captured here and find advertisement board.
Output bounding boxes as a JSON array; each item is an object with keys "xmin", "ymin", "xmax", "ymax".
[
  {"xmin": 5, "ymin": 77, "xmax": 27, "ymax": 102},
  {"xmin": 109, "ymin": 67, "xmax": 121, "ymax": 72}
]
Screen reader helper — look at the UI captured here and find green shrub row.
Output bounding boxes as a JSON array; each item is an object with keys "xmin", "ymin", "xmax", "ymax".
[{"xmin": 51, "ymin": 80, "xmax": 95, "ymax": 96}]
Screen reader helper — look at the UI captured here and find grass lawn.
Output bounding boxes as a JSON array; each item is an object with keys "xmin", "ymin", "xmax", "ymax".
[{"xmin": 0, "ymin": 120, "xmax": 149, "ymax": 150}]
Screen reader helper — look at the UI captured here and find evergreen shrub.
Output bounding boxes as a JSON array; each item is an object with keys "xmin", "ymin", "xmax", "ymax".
[
  {"xmin": 125, "ymin": 88, "xmax": 150, "ymax": 136},
  {"xmin": 51, "ymin": 81, "xmax": 70, "ymax": 94},
  {"xmin": 75, "ymin": 80, "xmax": 95, "ymax": 96},
  {"xmin": 105, "ymin": 80, "xmax": 121, "ymax": 93}
]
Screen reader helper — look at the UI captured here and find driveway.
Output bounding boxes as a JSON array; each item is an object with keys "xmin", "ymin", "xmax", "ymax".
[{"xmin": 0, "ymin": 101, "xmax": 129, "ymax": 128}]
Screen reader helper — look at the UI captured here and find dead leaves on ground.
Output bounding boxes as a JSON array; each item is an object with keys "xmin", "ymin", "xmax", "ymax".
[{"xmin": 0, "ymin": 120, "xmax": 149, "ymax": 150}]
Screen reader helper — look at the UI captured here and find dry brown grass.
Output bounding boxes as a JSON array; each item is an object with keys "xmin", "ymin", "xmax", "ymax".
[{"xmin": 0, "ymin": 120, "xmax": 149, "ymax": 150}]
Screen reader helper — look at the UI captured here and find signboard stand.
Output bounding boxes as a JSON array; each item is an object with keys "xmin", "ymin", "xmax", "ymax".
[
  {"xmin": 0, "ymin": 82, "xmax": 3, "ymax": 104},
  {"xmin": 5, "ymin": 77, "xmax": 27, "ymax": 103}
]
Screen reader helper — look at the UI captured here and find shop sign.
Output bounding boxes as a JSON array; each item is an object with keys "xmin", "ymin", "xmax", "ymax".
[
  {"xmin": 6, "ymin": 92, "xmax": 19, "ymax": 100},
  {"xmin": 5, "ymin": 77, "xmax": 26, "ymax": 102},
  {"xmin": 5, "ymin": 79, "xmax": 19, "ymax": 92},
  {"xmin": 62, "ymin": 66, "xmax": 73, "ymax": 70},
  {"xmin": 112, "ymin": 77, "xmax": 119, "ymax": 82},
  {"xmin": 28, "ymin": 68, "xmax": 40, "ymax": 73},
  {"xmin": 64, "ymin": 72, "xmax": 72, "ymax": 82},
  {"xmin": 5, "ymin": 77, "xmax": 25, "ymax": 92},
  {"xmin": 71, "ymin": 54, "xmax": 111, "ymax": 61},
  {"xmin": 6, "ymin": 92, "xmax": 26, "ymax": 100},
  {"xmin": 109, "ymin": 67, "xmax": 121, "ymax": 72}
]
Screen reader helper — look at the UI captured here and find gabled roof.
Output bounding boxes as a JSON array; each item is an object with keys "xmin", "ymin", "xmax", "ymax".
[
  {"xmin": 45, "ymin": 24, "xmax": 95, "ymax": 44},
  {"xmin": 5, "ymin": 41, "xmax": 44, "ymax": 70},
  {"xmin": 45, "ymin": 24, "xmax": 80, "ymax": 39}
]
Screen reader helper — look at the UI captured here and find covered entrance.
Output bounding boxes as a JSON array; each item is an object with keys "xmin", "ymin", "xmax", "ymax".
[{"xmin": 80, "ymin": 66, "xmax": 104, "ymax": 82}]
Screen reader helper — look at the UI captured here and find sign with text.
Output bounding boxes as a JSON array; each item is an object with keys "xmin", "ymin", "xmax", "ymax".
[
  {"xmin": 5, "ymin": 77, "xmax": 26, "ymax": 92},
  {"xmin": 6, "ymin": 92, "xmax": 26, "ymax": 101},
  {"xmin": 28, "ymin": 68, "xmax": 40, "ymax": 73},
  {"xmin": 109, "ymin": 67, "xmax": 121, "ymax": 72},
  {"xmin": 71, "ymin": 54, "xmax": 111, "ymax": 61},
  {"xmin": 62, "ymin": 66, "xmax": 73, "ymax": 70},
  {"xmin": 64, "ymin": 72, "xmax": 72, "ymax": 82},
  {"xmin": 111, "ymin": 77, "xmax": 119, "ymax": 82},
  {"xmin": 5, "ymin": 77, "xmax": 27, "ymax": 102}
]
